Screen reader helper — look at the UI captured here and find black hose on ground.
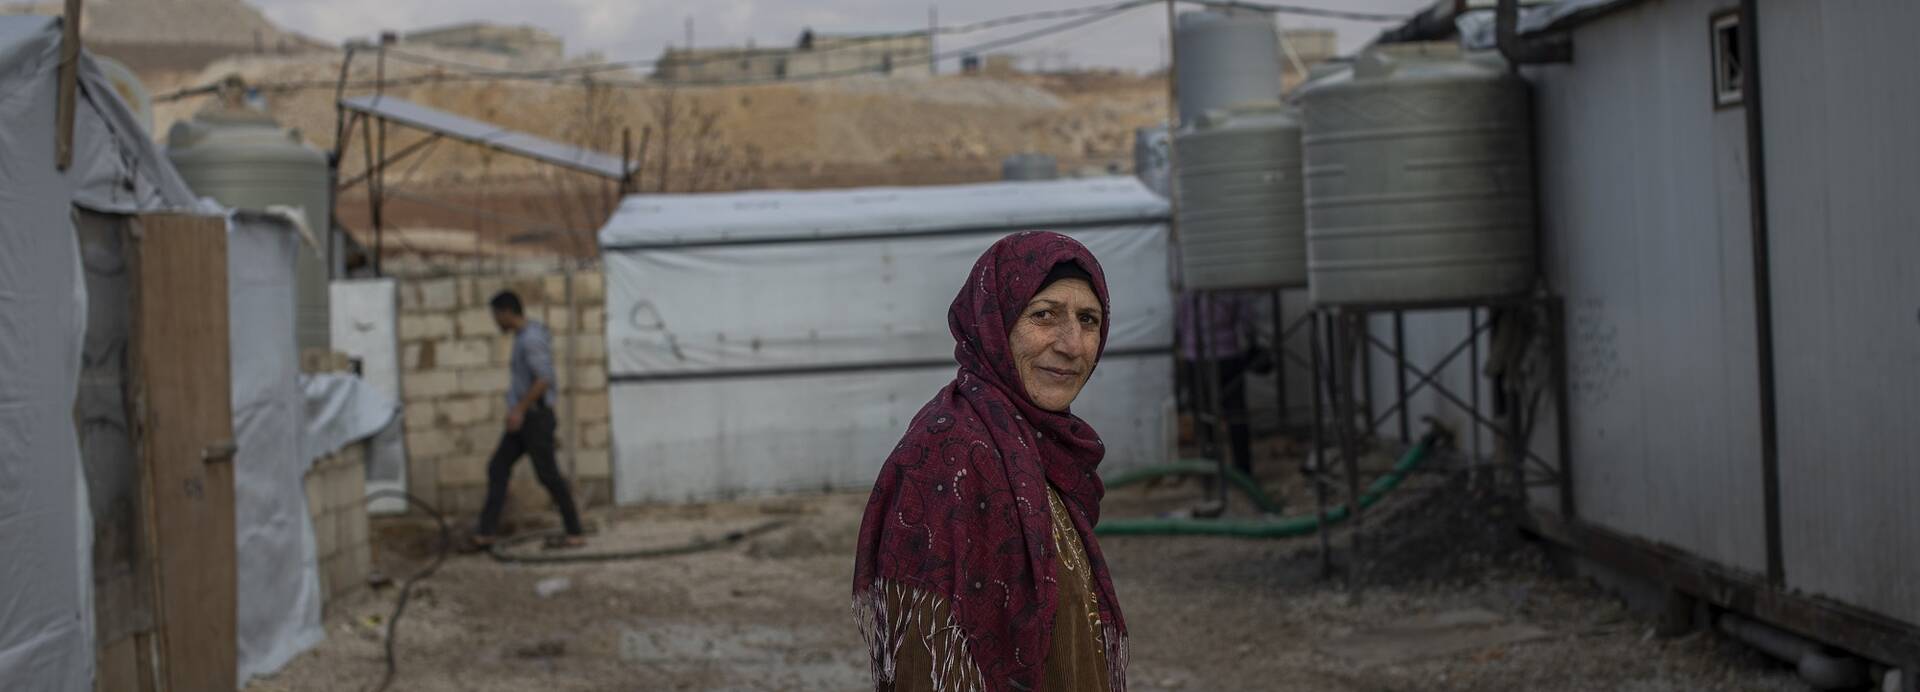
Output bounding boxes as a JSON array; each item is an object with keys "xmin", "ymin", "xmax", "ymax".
[
  {"xmin": 485, "ymin": 519, "xmax": 790, "ymax": 565},
  {"xmin": 361, "ymin": 489, "xmax": 451, "ymax": 692}
]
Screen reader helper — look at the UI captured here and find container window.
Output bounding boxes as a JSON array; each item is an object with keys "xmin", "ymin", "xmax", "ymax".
[{"xmin": 1711, "ymin": 11, "xmax": 1743, "ymax": 108}]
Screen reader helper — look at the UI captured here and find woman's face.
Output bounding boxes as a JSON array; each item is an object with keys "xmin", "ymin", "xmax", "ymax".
[{"xmin": 1009, "ymin": 278, "xmax": 1103, "ymax": 412}]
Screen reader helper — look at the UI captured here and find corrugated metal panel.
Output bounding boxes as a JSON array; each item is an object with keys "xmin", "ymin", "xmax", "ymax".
[
  {"xmin": 1761, "ymin": 0, "xmax": 1920, "ymax": 626},
  {"xmin": 340, "ymin": 95, "xmax": 629, "ymax": 179},
  {"xmin": 1521, "ymin": 0, "xmax": 1768, "ymax": 573}
]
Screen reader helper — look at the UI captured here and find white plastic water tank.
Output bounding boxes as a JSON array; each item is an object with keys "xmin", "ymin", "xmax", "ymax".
[
  {"xmin": 1174, "ymin": 102, "xmax": 1307, "ymax": 290},
  {"xmin": 1297, "ymin": 45, "xmax": 1535, "ymax": 306},
  {"xmin": 1174, "ymin": 10, "xmax": 1282, "ymax": 126},
  {"xmin": 168, "ymin": 100, "xmax": 332, "ymax": 350}
]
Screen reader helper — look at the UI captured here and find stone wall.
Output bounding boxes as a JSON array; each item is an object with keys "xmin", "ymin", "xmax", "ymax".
[
  {"xmin": 394, "ymin": 271, "xmax": 611, "ymax": 524},
  {"xmin": 305, "ymin": 443, "xmax": 370, "ymax": 613}
]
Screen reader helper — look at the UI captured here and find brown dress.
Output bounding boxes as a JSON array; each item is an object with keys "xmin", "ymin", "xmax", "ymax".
[{"xmin": 882, "ymin": 485, "xmax": 1111, "ymax": 692}]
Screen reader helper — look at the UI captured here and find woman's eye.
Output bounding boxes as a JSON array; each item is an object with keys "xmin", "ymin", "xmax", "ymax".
[
  {"xmin": 1031, "ymin": 310, "xmax": 1054, "ymax": 321},
  {"xmin": 1079, "ymin": 314, "xmax": 1101, "ymax": 326}
]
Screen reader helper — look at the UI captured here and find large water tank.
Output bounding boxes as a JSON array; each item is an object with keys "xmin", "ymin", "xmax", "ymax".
[
  {"xmin": 168, "ymin": 101, "xmax": 332, "ymax": 350},
  {"xmin": 1297, "ymin": 45, "xmax": 1535, "ymax": 305},
  {"xmin": 1133, "ymin": 124, "xmax": 1170, "ymax": 197},
  {"xmin": 1175, "ymin": 102, "xmax": 1307, "ymax": 290},
  {"xmin": 1174, "ymin": 10, "xmax": 1281, "ymax": 126},
  {"xmin": 1001, "ymin": 153, "xmax": 1058, "ymax": 181}
]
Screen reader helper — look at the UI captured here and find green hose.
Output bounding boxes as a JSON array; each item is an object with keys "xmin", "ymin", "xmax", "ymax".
[
  {"xmin": 1095, "ymin": 432, "xmax": 1439, "ymax": 537},
  {"xmin": 1103, "ymin": 459, "xmax": 1285, "ymax": 514}
]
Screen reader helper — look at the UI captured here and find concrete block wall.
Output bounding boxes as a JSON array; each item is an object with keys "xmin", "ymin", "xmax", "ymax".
[
  {"xmin": 305, "ymin": 443, "xmax": 370, "ymax": 614},
  {"xmin": 394, "ymin": 270, "xmax": 612, "ymax": 524}
]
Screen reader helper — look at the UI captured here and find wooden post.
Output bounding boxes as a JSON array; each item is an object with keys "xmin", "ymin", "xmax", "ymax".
[
  {"xmin": 129, "ymin": 213, "xmax": 237, "ymax": 692},
  {"xmin": 55, "ymin": 0, "xmax": 82, "ymax": 170}
]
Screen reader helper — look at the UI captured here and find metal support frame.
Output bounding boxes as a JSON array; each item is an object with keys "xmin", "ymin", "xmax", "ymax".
[{"xmin": 1301, "ymin": 293, "xmax": 1574, "ymax": 594}]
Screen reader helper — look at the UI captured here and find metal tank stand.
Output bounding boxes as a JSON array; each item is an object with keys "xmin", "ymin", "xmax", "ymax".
[
  {"xmin": 1304, "ymin": 293, "xmax": 1574, "ymax": 599},
  {"xmin": 1181, "ymin": 288, "xmax": 1315, "ymax": 515}
]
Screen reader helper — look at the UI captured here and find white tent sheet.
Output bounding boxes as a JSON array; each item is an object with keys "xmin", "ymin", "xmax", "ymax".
[
  {"xmin": 226, "ymin": 211, "xmax": 325, "ymax": 683},
  {"xmin": 0, "ymin": 15, "xmax": 196, "ymax": 691},
  {"xmin": 600, "ymin": 177, "xmax": 1176, "ymax": 504}
]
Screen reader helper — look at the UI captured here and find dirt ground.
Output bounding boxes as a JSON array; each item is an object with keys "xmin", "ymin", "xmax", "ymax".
[{"xmin": 247, "ymin": 439, "xmax": 1809, "ymax": 692}]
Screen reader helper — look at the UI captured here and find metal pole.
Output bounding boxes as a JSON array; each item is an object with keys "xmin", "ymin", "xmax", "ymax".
[
  {"xmin": 1393, "ymin": 311, "xmax": 1410, "ymax": 443},
  {"xmin": 373, "ymin": 32, "xmax": 391, "ymax": 276},
  {"xmin": 1309, "ymin": 309, "xmax": 1332, "ymax": 578},
  {"xmin": 1359, "ymin": 315, "xmax": 1375, "ymax": 439},
  {"xmin": 620, "ymin": 127, "xmax": 633, "ymax": 196},
  {"xmin": 928, "ymin": 6, "xmax": 938, "ymax": 75},
  {"xmin": 1196, "ymin": 292, "xmax": 1229, "ymax": 510},
  {"xmin": 54, "ymin": 0, "xmax": 82, "ymax": 170},
  {"xmin": 361, "ymin": 114, "xmax": 381, "ymax": 277},
  {"xmin": 1335, "ymin": 311, "xmax": 1365, "ymax": 598},
  {"xmin": 1272, "ymin": 291, "xmax": 1288, "ymax": 431},
  {"xmin": 1163, "ymin": 0, "xmax": 1181, "ymax": 244},
  {"xmin": 1738, "ymin": 0, "xmax": 1785, "ymax": 588},
  {"xmin": 1470, "ymin": 307, "xmax": 1482, "ymax": 484}
]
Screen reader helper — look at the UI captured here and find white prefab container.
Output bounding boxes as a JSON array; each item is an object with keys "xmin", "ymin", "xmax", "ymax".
[
  {"xmin": 1174, "ymin": 9, "xmax": 1282, "ymax": 126},
  {"xmin": 1175, "ymin": 102, "xmax": 1308, "ymax": 290},
  {"xmin": 1298, "ymin": 45, "xmax": 1536, "ymax": 306},
  {"xmin": 597, "ymin": 178, "xmax": 1176, "ymax": 504},
  {"xmin": 168, "ymin": 105, "xmax": 333, "ymax": 351}
]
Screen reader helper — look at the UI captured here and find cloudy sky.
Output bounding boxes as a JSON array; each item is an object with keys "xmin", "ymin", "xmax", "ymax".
[{"xmin": 250, "ymin": 0, "xmax": 1436, "ymax": 73}]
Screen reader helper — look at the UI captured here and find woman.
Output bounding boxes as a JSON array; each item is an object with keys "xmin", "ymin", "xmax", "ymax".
[{"xmin": 853, "ymin": 231, "xmax": 1128, "ymax": 692}]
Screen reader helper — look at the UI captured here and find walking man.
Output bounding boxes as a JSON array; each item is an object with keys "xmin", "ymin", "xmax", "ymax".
[{"xmin": 472, "ymin": 290, "xmax": 585, "ymax": 549}]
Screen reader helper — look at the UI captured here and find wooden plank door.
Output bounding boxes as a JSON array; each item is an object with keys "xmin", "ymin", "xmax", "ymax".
[{"xmin": 130, "ymin": 213, "xmax": 237, "ymax": 692}]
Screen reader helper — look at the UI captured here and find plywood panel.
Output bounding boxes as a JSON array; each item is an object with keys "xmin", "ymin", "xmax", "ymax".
[
  {"xmin": 131, "ymin": 213, "xmax": 237, "ymax": 692},
  {"xmin": 1761, "ymin": 0, "xmax": 1920, "ymax": 626}
]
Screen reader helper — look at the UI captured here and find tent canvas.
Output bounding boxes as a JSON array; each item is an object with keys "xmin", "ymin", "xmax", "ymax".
[
  {"xmin": 1, "ymin": 14, "xmax": 197, "ymax": 691},
  {"xmin": 599, "ymin": 178, "xmax": 1176, "ymax": 504}
]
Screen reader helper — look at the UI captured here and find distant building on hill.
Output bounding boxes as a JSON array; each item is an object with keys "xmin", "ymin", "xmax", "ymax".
[
  {"xmin": 402, "ymin": 22, "xmax": 565, "ymax": 66},
  {"xmin": 651, "ymin": 29, "xmax": 933, "ymax": 84}
]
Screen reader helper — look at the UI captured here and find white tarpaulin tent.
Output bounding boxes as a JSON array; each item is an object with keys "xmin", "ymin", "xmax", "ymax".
[
  {"xmin": 0, "ymin": 15, "xmax": 197, "ymax": 690},
  {"xmin": 598, "ymin": 177, "xmax": 1176, "ymax": 504}
]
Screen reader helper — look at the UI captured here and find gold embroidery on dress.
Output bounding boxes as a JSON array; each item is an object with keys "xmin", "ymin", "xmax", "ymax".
[{"xmin": 1047, "ymin": 487, "xmax": 1105, "ymax": 645}]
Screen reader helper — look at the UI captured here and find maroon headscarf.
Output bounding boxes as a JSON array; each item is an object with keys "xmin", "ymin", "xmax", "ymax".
[{"xmin": 853, "ymin": 231, "xmax": 1128, "ymax": 691}]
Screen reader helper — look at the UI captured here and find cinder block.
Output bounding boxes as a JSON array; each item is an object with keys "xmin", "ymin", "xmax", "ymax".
[
  {"xmin": 570, "ymin": 337, "xmax": 606, "ymax": 364},
  {"xmin": 470, "ymin": 276, "xmax": 510, "ymax": 308},
  {"xmin": 436, "ymin": 338, "xmax": 489, "ymax": 369},
  {"xmin": 580, "ymin": 307, "xmax": 604, "ymax": 335},
  {"xmin": 568, "ymin": 365, "xmax": 606, "ymax": 392},
  {"xmin": 311, "ymin": 509, "xmax": 338, "ymax": 560},
  {"xmin": 439, "ymin": 456, "xmax": 489, "ymax": 486},
  {"xmin": 317, "ymin": 553, "xmax": 336, "ymax": 600},
  {"xmin": 405, "ymin": 429, "xmax": 457, "ymax": 460},
  {"xmin": 541, "ymin": 306, "xmax": 570, "ymax": 331},
  {"xmin": 340, "ymin": 503, "xmax": 370, "ymax": 551},
  {"xmin": 509, "ymin": 278, "xmax": 547, "ymax": 304},
  {"xmin": 345, "ymin": 540, "xmax": 371, "ymax": 588},
  {"xmin": 324, "ymin": 552, "xmax": 356, "ymax": 600},
  {"xmin": 543, "ymin": 274, "xmax": 567, "ymax": 301},
  {"xmin": 406, "ymin": 456, "xmax": 439, "ymax": 508},
  {"xmin": 398, "ymin": 313, "xmax": 454, "ymax": 342},
  {"xmin": 459, "ymin": 368, "xmax": 509, "ymax": 396},
  {"xmin": 330, "ymin": 460, "xmax": 362, "ymax": 509},
  {"xmin": 405, "ymin": 341, "xmax": 438, "ymax": 370},
  {"xmin": 416, "ymin": 278, "xmax": 459, "ymax": 311},
  {"xmin": 403, "ymin": 401, "xmax": 442, "ymax": 428},
  {"xmin": 574, "ymin": 391, "xmax": 610, "ymax": 422},
  {"xmin": 491, "ymin": 334, "xmax": 513, "ymax": 366},
  {"xmin": 573, "ymin": 448, "xmax": 610, "ymax": 478},
  {"xmin": 576, "ymin": 272, "xmax": 604, "ymax": 302},
  {"xmin": 459, "ymin": 423, "xmax": 505, "ymax": 456},
  {"xmin": 456, "ymin": 307, "xmax": 498, "ymax": 339},
  {"xmin": 440, "ymin": 396, "xmax": 493, "ymax": 426},
  {"xmin": 580, "ymin": 421, "xmax": 610, "ymax": 450},
  {"xmin": 403, "ymin": 369, "xmax": 458, "ymax": 401},
  {"xmin": 397, "ymin": 282, "xmax": 423, "ymax": 311}
]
